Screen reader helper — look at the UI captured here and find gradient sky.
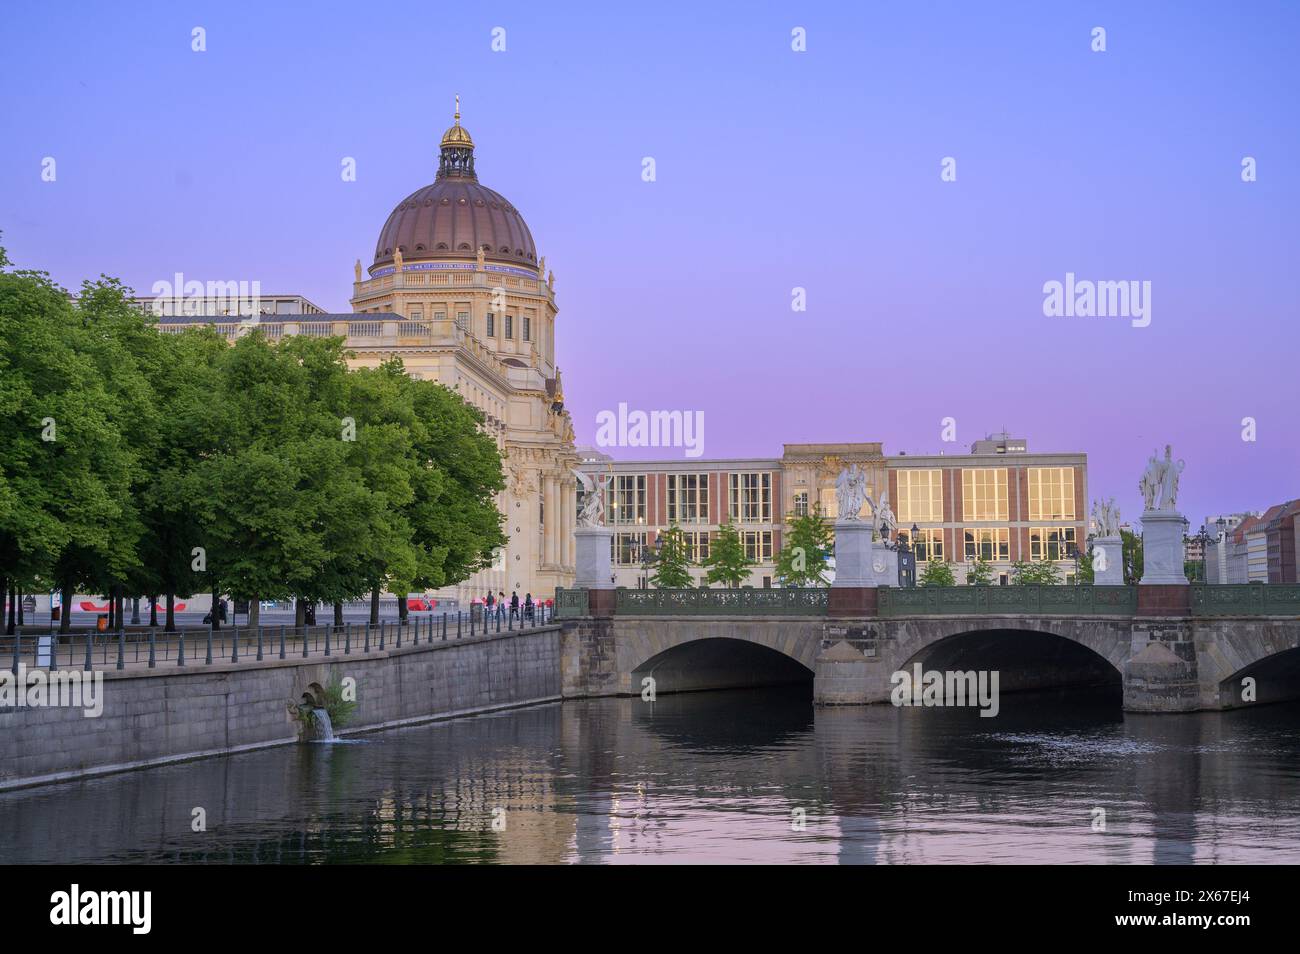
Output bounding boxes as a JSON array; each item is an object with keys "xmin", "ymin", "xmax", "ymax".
[{"xmin": 2, "ymin": 0, "xmax": 1296, "ymax": 527}]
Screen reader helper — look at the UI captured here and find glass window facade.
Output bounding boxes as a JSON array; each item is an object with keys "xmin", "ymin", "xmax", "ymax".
[
  {"xmin": 667, "ymin": 474, "xmax": 710, "ymax": 524},
  {"xmin": 742, "ymin": 530, "xmax": 773, "ymax": 562},
  {"xmin": 1029, "ymin": 526, "xmax": 1077, "ymax": 561},
  {"xmin": 964, "ymin": 527, "xmax": 1010, "ymax": 561},
  {"xmin": 608, "ymin": 474, "xmax": 646, "ymax": 525},
  {"xmin": 897, "ymin": 469, "xmax": 944, "ymax": 522},
  {"xmin": 730, "ymin": 472, "xmax": 772, "ymax": 523},
  {"xmin": 962, "ymin": 469, "xmax": 1009, "ymax": 521},
  {"xmin": 1028, "ymin": 467, "xmax": 1076, "ymax": 521}
]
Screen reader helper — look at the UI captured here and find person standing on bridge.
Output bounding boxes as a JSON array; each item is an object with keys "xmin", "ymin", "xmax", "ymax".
[
  {"xmin": 496, "ymin": 592, "xmax": 506, "ymax": 624},
  {"xmin": 510, "ymin": 591, "xmax": 520, "ymax": 623}
]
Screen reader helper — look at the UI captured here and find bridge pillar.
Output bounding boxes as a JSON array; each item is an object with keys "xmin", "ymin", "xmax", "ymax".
[
  {"xmin": 1123, "ymin": 621, "xmax": 1200, "ymax": 711},
  {"xmin": 828, "ymin": 586, "xmax": 877, "ymax": 618}
]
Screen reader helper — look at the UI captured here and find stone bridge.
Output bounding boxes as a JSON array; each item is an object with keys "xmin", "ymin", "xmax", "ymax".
[{"xmin": 556, "ymin": 584, "xmax": 1300, "ymax": 713}]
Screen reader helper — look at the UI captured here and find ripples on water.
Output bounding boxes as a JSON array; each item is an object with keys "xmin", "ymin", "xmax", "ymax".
[{"xmin": 4, "ymin": 686, "xmax": 1300, "ymax": 864}]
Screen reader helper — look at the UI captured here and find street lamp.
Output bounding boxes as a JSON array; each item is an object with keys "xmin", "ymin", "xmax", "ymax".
[
  {"xmin": 1196, "ymin": 527, "xmax": 1210, "ymax": 582},
  {"xmin": 910, "ymin": 523, "xmax": 921, "ymax": 560}
]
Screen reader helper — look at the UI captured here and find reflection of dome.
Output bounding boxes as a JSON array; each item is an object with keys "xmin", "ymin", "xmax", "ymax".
[{"xmin": 372, "ymin": 101, "xmax": 536, "ymax": 272}]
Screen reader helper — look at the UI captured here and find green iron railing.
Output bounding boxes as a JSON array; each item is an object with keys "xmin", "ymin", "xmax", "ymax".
[
  {"xmin": 878, "ymin": 585, "xmax": 1138, "ymax": 617},
  {"xmin": 553, "ymin": 587, "xmax": 591, "ymax": 619},
  {"xmin": 617, "ymin": 587, "xmax": 829, "ymax": 616},
  {"xmin": 1190, "ymin": 583, "xmax": 1300, "ymax": 617}
]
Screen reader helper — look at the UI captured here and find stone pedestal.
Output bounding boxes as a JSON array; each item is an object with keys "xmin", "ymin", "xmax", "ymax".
[
  {"xmin": 574, "ymin": 527, "xmax": 614, "ymax": 589},
  {"xmin": 869, "ymin": 545, "xmax": 899, "ymax": 587},
  {"xmin": 1092, "ymin": 535, "xmax": 1124, "ymax": 585},
  {"xmin": 1139, "ymin": 510, "xmax": 1188, "ymax": 586},
  {"xmin": 832, "ymin": 520, "xmax": 873, "ymax": 586}
]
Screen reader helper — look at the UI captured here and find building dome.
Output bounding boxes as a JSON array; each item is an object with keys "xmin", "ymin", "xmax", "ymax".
[{"xmin": 372, "ymin": 102, "xmax": 537, "ymax": 272}]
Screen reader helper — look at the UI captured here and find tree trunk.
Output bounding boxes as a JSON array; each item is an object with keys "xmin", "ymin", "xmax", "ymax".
[
  {"xmin": 165, "ymin": 591, "xmax": 176, "ymax": 632},
  {"xmin": 59, "ymin": 581, "xmax": 73, "ymax": 634},
  {"xmin": 295, "ymin": 599, "xmax": 306, "ymax": 628},
  {"xmin": 1, "ymin": 577, "xmax": 10, "ymax": 635},
  {"xmin": 115, "ymin": 587, "xmax": 125, "ymax": 631},
  {"xmin": 333, "ymin": 600, "xmax": 344, "ymax": 626},
  {"xmin": 398, "ymin": 592, "xmax": 409, "ymax": 625},
  {"xmin": 8, "ymin": 583, "xmax": 16, "ymax": 634},
  {"xmin": 369, "ymin": 585, "xmax": 380, "ymax": 626},
  {"xmin": 149, "ymin": 595, "xmax": 158, "ymax": 628},
  {"xmin": 131, "ymin": 596, "xmax": 140, "ymax": 625},
  {"xmin": 248, "ymin": 596, "xmax": 260, "ymax": 628},
  {"xmin": 107, "ymin": 592, "xmax": 114, "ymax": 630},
  {"xmin": 16, "ymin": 586, "xmax": 24, "ymax": 626},
  {"xmin": 211, "ymin": 587, "xmax": 221, "ymax": 630}
]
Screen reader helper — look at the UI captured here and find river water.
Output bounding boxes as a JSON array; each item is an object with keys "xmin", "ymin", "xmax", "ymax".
[{"xmin": 4, "ymin": 686, "xmax": 1300, "ymax": 864}]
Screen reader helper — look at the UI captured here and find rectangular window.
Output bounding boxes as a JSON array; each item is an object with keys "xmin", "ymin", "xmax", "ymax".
[
  {"xmin": 505, "ymin": 315, "xmax": 514, "ymax": 339},
  {"xmin": 901, "ymin": 528, "xmax": 944, "ymax": 563},
  {"xmin": 962, "ymin": 469, "xmax": 1009, "ymax": 521},
  {"xmin": 667, "ymin": 474, "xmax": 709, "ymax": 524},
  {"xmin": 522, "ymin": 316, "xmax": 531, "ymax": 341},
  {"xmin": 409, "ymin": 306, "xmax": 423, "ymax": 321},
  {"xmin": 742, "ymin": 530, "xmax": 774, "ymax": 562},
  {"xmin": 456, "ymin": 310, "xmax": 469, "ymax": 331},
  {"xmin": 729, "ymin": 472, "xmax": 772, "ymax": 523},
  {"xmin": 435, "ymin": 311, "xmax": 446, "ymax": 322},
  {"xmin": 963, "ymin": 528, "xmax": 1010, "ymax": 561},
  {"xmin": 897, "ymin": 469, "xmax": 943, "ymax": 522},
  {"xmin": 683, "ymin": 531, "xmax": 710, "ymax": 563},
  {"xmin": 793, "ymin": 491, "xmax": 809, "ymax": 517},
  {"xmin": 1028, "ymin": 467, "xmax": 1076, "ymax": 521},
  {"xmin": 612, "ymin": 532, "xmax": 647, "ymax": 566},
  {"xmin": 607, "ymin": 474, "xmax": 646, "ymax": 525},
  {"xmin": 485, "ymin": 313, "xmax": 495, "ymax": 337},
  {"xmin": 1029, "ymin": 526, "xmax": 1077, "ymax": 561}
]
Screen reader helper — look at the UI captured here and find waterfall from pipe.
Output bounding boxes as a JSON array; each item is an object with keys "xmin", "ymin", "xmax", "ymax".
[{"xmin": 312, "ymin": 707, "xmax": 335, "ymax": 741}]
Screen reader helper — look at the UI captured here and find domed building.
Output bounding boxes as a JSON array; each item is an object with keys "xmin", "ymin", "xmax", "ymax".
[{"xmin": 347, "ymin": 103, "xmax": 579, "ymax": 605}]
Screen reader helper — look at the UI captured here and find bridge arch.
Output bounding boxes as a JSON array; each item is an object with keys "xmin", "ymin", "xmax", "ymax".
[
  {"xmin": 1216, "ymin": 645, "xmax": 1300, "ymax": 708},
  {"xmin": 632, "ymin": 637, "xmax": 814, "ymax": 695},
  {"xmin": 888, "ymin": 619, "xmax": 1128, "ymax": 699}
]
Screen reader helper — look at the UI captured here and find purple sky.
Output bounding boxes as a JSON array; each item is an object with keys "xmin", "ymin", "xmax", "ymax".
[{"xmin": 2, "ymin": 1, "xmax": 1296, "ymax": 527}]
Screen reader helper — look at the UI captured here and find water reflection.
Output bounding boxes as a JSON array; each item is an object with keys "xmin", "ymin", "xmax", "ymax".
[{"xmin": 3, "ymin": 686, "xmax": 1300, "ymax": 864}]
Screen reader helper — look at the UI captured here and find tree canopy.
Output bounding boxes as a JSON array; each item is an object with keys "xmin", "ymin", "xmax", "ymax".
[{"xmin": 0, "ymin": 245, "xmax": 505, "ymax": 631}]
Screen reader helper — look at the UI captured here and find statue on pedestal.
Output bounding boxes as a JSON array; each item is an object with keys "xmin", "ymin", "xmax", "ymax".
[
  {"xmin": 1092, "ymin": 497, "xmax": 1122, "ymax": 538},
  {"xmin": 354, "ymin": 258, "xmax": 362, "ymax": 282},
  {"xmin": 871, "ymin": 490, "xmax": 896, "ymax": 540},
  {"xmin": 393, "ymin": 246, "xmax": 403, "ymax": 272},
  {"xmin": 477, "ymin": 246, "xmax": 486, "ymax": 270}
]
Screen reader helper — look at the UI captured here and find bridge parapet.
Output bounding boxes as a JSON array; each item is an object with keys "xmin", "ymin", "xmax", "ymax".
[
  {"xmin": 878, "ymin": 585, "xmax": 1137, "ymax": 617},
  {"xmin": 1190, "ymin": 583, "xmax": 1300, "ymax": 617}
]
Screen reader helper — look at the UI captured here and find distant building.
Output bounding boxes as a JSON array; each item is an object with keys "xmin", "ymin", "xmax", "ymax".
[
  {"xmin": 135, "ymin": 292, "xmax": 328, "ymax": 318},
  {"xmin": 580, "ymin": 437, "xmax": 1087, "ymax": 588}
]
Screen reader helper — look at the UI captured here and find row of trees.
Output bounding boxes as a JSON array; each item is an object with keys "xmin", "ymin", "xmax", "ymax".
[
  {"xmin": 643, "ymin": 504, "xmax": 1146, "ymax": 589},
  {"xmin": 0, "ymin": 245, "xmax": 506, "ymax": 633}
]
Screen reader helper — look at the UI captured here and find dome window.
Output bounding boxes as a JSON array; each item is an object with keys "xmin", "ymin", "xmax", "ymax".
[
  {"xmin": 436, "ymin": 242, "xmax": 448, "ymax": 250},
  {"xmin": 457, "ymin": 243, "xmax": 471, "ymax": 250}
]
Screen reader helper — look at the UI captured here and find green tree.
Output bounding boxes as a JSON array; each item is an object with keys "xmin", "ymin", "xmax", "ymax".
[
  {"xmin": 1122, "ymin": 529, "xmax": 1143, "ymax": 585},
  {"xmin": 918, "ymin": 561, "xmax": 957, "ymax": 587},
  {"xmin": 1077, "ymin": 548, "xmax": 1096, "ymax": 584},
  {"xmin": 966, "ymin": 557, "xmax": 996, "ymax": 585},
  {"xmin": 650, "ymin": 524, "xmax": 693, "ymax": 588},
  {"xmin": 775, "ymin": 504, "xmax": 833, "ymax": 586},
  {"xmin": 0, "ymin": 250, "xmax": 144, "ymax": 633},
  {"xmin": 702, "ymin": 523, "xmax": 752, "ymax": 588},
  {"xmin": 1011, "ymin": 559, "xmax": 1062, "ymax": 585}
]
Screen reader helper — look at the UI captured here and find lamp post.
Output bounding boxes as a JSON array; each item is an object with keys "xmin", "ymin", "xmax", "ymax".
[
  {"xmin": 1196, "ymin": 528, "xmax": 1210, "ymax": 583},
  {"xmin": 1066, "ymin": 541, "xmax": 1079, "ymax": 584}
]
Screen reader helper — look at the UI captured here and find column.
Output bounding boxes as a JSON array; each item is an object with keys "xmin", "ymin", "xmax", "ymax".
[
  {"xmin": 562, "ymin": 478, "xmax": 574, "ymax": 567},
  {"xmin": 544, "ymin": 476, "xmax": 557, "ymax": 567}
]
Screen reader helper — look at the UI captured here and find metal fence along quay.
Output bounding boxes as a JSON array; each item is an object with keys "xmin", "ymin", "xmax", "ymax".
[{"xmin": 2, "ymin": 605, "xmax": 553, "ymax": 673}]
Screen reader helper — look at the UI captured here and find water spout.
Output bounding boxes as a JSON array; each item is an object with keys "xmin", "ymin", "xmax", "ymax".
[{"xmin": 312, "ymin": 707, "xmax": 335, "ymax": 741}]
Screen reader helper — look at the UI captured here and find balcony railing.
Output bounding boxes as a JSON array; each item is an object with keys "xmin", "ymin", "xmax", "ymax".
[{"xmin": 618, "ymin": 587, "xmax": 829, "ymax": 616}]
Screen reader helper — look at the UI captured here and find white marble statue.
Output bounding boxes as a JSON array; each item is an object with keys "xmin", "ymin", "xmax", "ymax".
[
  {"xmin": 835, "ymin": 465, "xmax": 869, "ymax": 521},
  {"xmin": 1138, "ymin": 445, "xmax": 1185, "ymax": 512},
  {"xmin": 873, "ymin": 490, "xmax": 896, "ymax": 540},
  {"xmin": 1158, "ymin": 445, "xmax": 1184, "ymax": 511},
  {"xmin": 577, "ymin": 476, "xmax": 606, "ymax": 527},
  {"xmin": 1092, "ymin": 496, "xmax": 1121, "ymax": 538}
]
